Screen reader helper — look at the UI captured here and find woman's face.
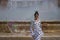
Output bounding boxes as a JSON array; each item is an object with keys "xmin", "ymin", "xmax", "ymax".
[{"xmin": 34, "ymin": 14, "xmax": 39, "ymax": 20}]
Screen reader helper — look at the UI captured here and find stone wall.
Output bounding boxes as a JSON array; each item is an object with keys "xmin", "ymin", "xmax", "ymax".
[{"xmin": 0, "ymin": 21, "xmax": 60, "ymax": 33}]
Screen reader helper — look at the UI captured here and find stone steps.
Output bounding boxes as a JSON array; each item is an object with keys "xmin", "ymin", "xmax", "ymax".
[
  {"xmin": 0, "ymin": 36, "xmax": 60, "ymax": 40},
  {"xmin": 0, "ymin": 33, "xmax": 60, "ymax": 40}
]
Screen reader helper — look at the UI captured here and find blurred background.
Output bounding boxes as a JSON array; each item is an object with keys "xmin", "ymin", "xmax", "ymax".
[{"xmin": 0, "ymin": 0, "xmax": 60, "ymax": 40}]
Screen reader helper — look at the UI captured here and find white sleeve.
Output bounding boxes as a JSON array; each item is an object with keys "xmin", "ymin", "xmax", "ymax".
[{"xmin": 30, "ymin": 21, "xmax": 34, "ymax": 36}]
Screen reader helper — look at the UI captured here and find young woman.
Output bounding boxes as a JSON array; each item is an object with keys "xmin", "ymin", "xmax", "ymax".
[{"xmin": 30, "ymin": 11, "xmax": 44, "ymax": 40}]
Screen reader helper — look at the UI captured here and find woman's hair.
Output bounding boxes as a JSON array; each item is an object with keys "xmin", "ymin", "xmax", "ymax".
[{"xmin": 34, "ymin": 11, "xmax": 39, "ymax": 16}]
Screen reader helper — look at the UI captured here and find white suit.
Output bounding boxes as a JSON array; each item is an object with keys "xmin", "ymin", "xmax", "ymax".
[{"xmin": 30, "ymin": 19, "xmax": 44, "ymax": 40}]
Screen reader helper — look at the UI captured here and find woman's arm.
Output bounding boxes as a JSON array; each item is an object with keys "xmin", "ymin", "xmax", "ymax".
[{"xmin": 30, "ymin": 21, "xmax": 34, "ymax": 36}]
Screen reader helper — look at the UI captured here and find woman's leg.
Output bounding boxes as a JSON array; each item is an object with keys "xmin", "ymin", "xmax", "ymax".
[
  {"xmin": 35, "ymin": 35, "xmax": 42, "ymax": 40},
  {"xmin": 32, "ymin": 34, "xmax": 42, "ymax": 40}
]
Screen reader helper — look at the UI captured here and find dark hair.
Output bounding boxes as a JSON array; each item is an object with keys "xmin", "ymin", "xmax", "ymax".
[{"xmin": 34, "ymin": 11, "xmax": 39, "ymax": 16}]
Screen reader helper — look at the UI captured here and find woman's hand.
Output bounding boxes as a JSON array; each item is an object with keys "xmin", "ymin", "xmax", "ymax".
[{"xmin": 32, "ymin": 35, "xmax": 35, "ymax": 39}]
